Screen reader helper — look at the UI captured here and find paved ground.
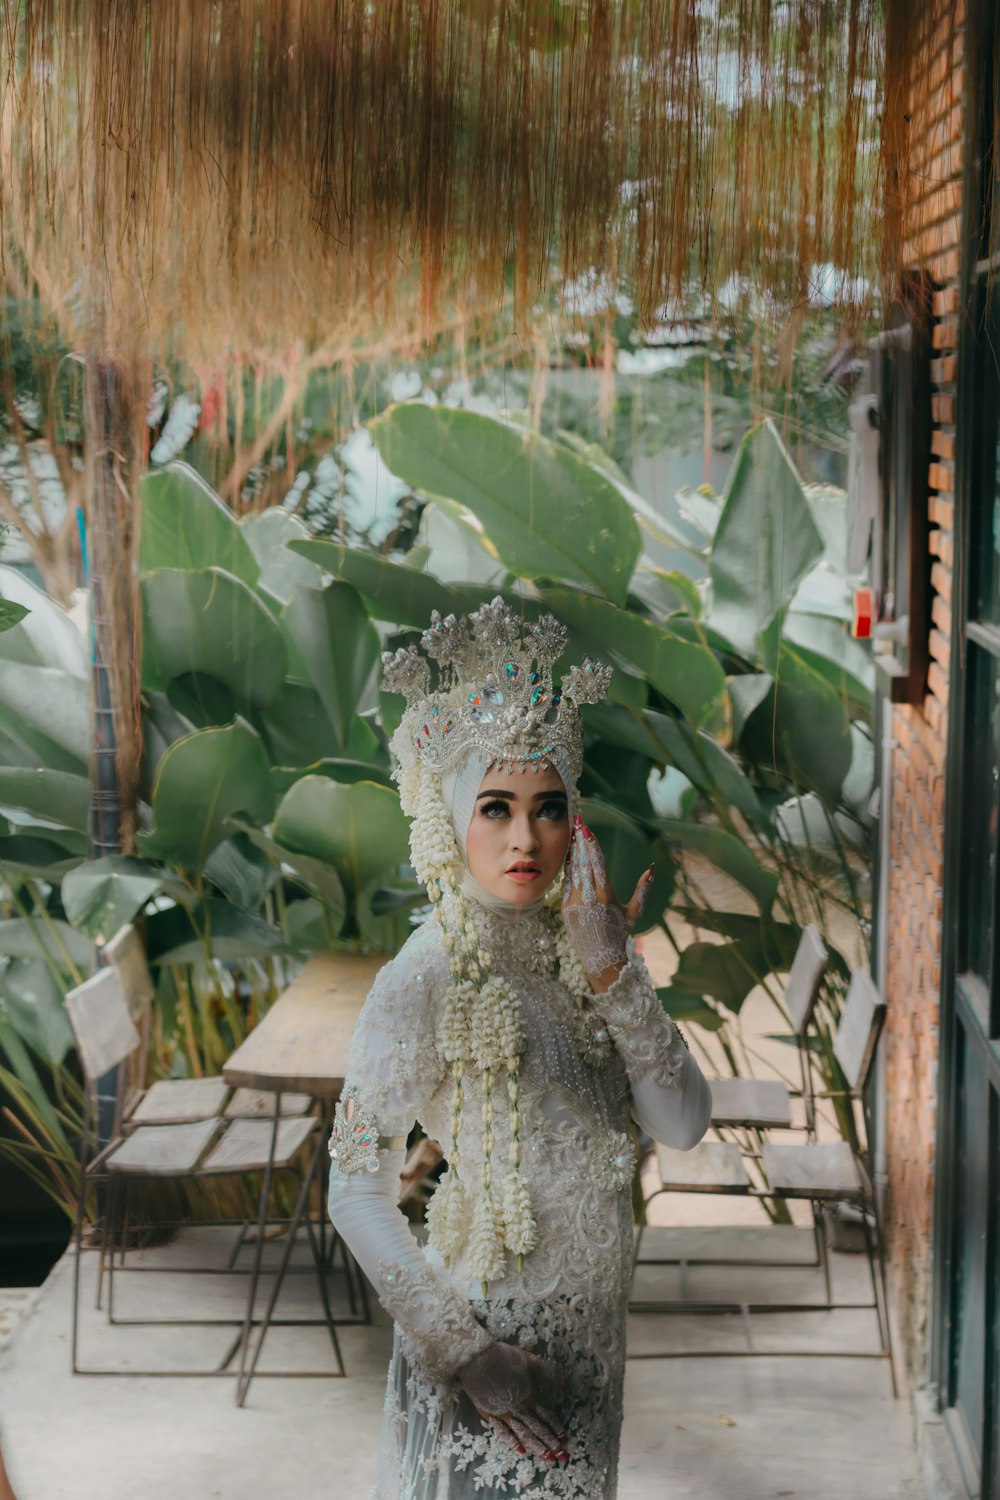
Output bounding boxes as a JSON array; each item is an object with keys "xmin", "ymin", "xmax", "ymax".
[{"xmin": 0, "ymin": 1220, "xmax": 925, "ymax": 1500}]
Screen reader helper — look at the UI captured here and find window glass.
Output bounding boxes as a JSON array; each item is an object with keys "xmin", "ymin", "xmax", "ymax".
[{"xmin": 961, "ymin": 643, "xmax": 1000, "ymax": 989}]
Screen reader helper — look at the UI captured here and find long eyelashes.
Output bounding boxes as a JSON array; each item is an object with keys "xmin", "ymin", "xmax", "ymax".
[{"xmin": 477, "ymin": 799, "xmax": 567, "ymax": 821}]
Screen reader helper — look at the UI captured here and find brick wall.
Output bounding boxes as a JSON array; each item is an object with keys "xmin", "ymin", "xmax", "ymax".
[{"xmin": 881, "ymin": 0, "xmax": 964, "ymax": 1382}]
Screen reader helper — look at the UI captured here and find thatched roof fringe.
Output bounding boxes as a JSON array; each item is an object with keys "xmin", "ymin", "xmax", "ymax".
[{"xmin": 2, "ymin": 0, "xmax": 927, "ymax": 364}]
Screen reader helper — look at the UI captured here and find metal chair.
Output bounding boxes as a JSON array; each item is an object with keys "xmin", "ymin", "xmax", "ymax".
[
  {"xmin": 630, "ymin": 968, "xmax": 897, "ymax": 1395},
  {"xmin": 66, "ymin": 965, "xmax": 333, "ymax": 1380},
  {"xmin": 634, "ymin": 923, "xmax": 828, "ymax": 1280}
]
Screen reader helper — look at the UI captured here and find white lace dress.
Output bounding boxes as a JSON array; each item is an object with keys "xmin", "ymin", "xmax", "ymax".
[{"xmin": 327, "ymin": 902, "xmax": 712, "ymax": 1499}]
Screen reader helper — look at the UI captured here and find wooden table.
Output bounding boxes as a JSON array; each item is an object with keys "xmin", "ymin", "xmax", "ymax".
[
  {"xmin": 222, "ymin": 951, "xmax": 387, "ymax": 1403},
  {"xmin": 224, "ymin": 952, "xmax": 386, "ymax": 1098}
]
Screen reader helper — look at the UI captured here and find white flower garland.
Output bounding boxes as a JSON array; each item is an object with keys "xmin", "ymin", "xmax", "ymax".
[{"xmin": 393, "ymin": 713, "xmax": 537, "ymax": 1291}]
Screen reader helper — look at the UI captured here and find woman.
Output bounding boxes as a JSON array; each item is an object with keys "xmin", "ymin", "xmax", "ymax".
[{"xmin": 328, "ymin": 597, "xmax": 712, "ymax": 1498}]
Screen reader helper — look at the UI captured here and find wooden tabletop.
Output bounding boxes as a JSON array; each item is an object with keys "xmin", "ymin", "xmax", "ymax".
[{"xmin": 223, "ymin": 952, "xmax": 387, "ymax": 1098}]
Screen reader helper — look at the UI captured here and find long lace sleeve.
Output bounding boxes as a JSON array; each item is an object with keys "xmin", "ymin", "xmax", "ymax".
[
  {"xmin": 594, "ymin": 938, "xmax": 713, "ymax": 1150},
  {"xmin": 327, "ymin": 930, "xmax": 493, "ymax": 1384}
]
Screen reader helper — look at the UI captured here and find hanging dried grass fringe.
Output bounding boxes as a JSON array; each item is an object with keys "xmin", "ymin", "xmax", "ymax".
[{"xmin": 1, "ymin": 0, "xmax": 924, "ymax": 365}]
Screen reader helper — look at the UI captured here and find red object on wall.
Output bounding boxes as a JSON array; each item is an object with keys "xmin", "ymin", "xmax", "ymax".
[{"xmin": 853, "ymin": 588, "xmax": 874, "ymax": 639}]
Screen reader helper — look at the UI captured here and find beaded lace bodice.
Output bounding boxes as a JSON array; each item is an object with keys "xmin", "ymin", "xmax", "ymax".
[{"xmin": 327, "ymin": 901, "xmax": 711, "ymax": 1499}]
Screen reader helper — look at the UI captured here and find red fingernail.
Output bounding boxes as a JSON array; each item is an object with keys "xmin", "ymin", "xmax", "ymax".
[
  {"xmin": 558, "ymin": 1432, "xmax": 568, "ymax": 1443},
  {"xmin": 544, "ymin": 1450, "xmax": 557, "ymax": 1461},
  {"xmin": 515, "ymin": 1444, "xmax": 526, "ymax": 1454},
  {"xmin": 573, "ymin": 813, "xmax": 583, "ymax": 828},
  {"xmin": 582, "ymin": 826, "xmax": 593, "ymax": 841},
  {"xmin": 557, "ymin": 1449, "xmax": 570, "ymax": 1461},
  {"xmin": 647, "ymin": 863, "xmax": 655, "ymax": 881}
]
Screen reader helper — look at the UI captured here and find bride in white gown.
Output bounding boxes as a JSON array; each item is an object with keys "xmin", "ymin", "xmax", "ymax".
[{"xmin": 328, "ymin": 598, "xmax": 712, "ymax": 1498}]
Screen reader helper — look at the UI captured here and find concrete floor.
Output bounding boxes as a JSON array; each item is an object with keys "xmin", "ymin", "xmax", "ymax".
[{"xmin": 0, "ymin": 1221, "xmax": 925, "ymax": 1500}]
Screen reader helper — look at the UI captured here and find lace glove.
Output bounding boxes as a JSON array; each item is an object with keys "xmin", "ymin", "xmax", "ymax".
[
  {"xmin": 561, "ymin": 815, "xmax": 652, "ymax": 977},
  {"xmin": 457, "ymin": 1340, "xmax": 570, "ymax": 1463}
]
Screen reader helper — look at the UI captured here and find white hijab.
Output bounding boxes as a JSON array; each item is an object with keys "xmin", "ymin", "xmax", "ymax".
[{"xmin": 439, "ymin": 750, "xmax": 574, "ymax": 920}]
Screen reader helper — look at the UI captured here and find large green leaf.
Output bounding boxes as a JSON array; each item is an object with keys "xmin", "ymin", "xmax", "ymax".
[
  {"xmin": 271, "ymin": 778, "xmax": 410, "ymax": 933},
  {"xmin": 780, "ymin": 612, "xmax": 874, "ymax": 715},
  {"xmin": 740, "ymin": 644, "xmax": 853, "ymax": 804},
  {"xmin": 0, "ymin": 916, "xmax": 93, "ymax": 970},
  {"xmin": 284, "ymin": 540, "xmax": 485, "ymax": 627},
  {"xmin": 240, "ymin": 507, "xmax": 323, "ymax": 602},
  {"xmin": 0, "ymin": 958, "xmax": 74, "ymax": 1065},
  {"xmin": 137, "ymin": 718, "xmax": 275, "ymax": 871},
  {"xmin": 671, "ymin": 937, "xmax": 774, "ymax": 1014},
  {"xmin": 576, "ymin": 799, "xmax": 676, "ymax": 930},
  {"xmin": 144, "ymin": 898, "xmax": 296, "ymax": 966},
  {"xmin": 0, "ymin": 663, "xmax": 88, "ymax": 764},
  {"xmin": 0, "ymin": 565, "xmax": 86, "ymax": 676},
  {"xmin": 254, "ymin": 683, "xmax": 382, "ymax": 769},
  {"xmin": 0, "ymin": 835, "xmax": 86, "ymax": 880},
  {"xmin": 141, "ymin": 568, "xmax": 289, "ymax": 706},
  {"xmin": 139, "ymin": 464, "xmax": 259, "ymax": 582},
  {"xmin": 369, "ymin": 405, "xmax": 641, "ymax": 605},
  {"xmin": 672, "ymin": 907, "xmax": 802, "ymax": 962},
  {"xmin": 0, "ymin": 768, "xmax": 91, "ymax": 833},
  {"xmin": 280, "ymin": 583, "xmax": 379, "ymax": 753},
  {"xmin": 61, "ymin": 856, "xmax": 170, "ymax": 942},
  {"xmin": 728, "ymin": 673, "xmax": 773, "ymax": 743},
  {"xmin": 202, "ymin": 834, "xmax": 277, "ymax": 910},
  {"xmin": 0, "ymin": 707, "xmax": 86, "ymax": 775},
  {"xmin": 657, "ymin": 819, "xmax": 778, "ymax": 912},
  {"xmin": 0, "ymin": 1017, "xmax": 67, "ymax": 1137},
  {"xmin": 656, "ymin": 989, "xmax": 727, "ymax": 1032},
  {"xmin": 231, "ymin": 819, "xmax": 347, "ymax": 911},
  {"xmin": 541, "ymin": 587, "xmax": 727, "ymax": 732},
  {"xmin": 0, "ymin": 600, "xmax": 28, "ymax": 633},
  {"xmin": 269, "ymin": 758, "xmax": 393, "ymax": 799},
  {"xmin": 709, "ymin": 422, "xmax": 824, "ymax": 660}
]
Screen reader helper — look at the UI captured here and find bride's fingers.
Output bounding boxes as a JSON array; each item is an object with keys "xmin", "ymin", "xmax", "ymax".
[
  {"xmin": 582, "ymin": 826, "xmax": 615, "ymax": 902},
  {"xmin": 506, "ymin": 1414, "xmax": 552, "ymax": 1459},
  {"xmin": 624, "ymin": 864, "xmax": 655, "ymax": 926},
  {"xmin": 565, "ymin": 823, "xmax": 596, "ymax": 903},
  {"xmin": 482, "ymin": 1414, "xmax": 527, "ymax": 1456}
]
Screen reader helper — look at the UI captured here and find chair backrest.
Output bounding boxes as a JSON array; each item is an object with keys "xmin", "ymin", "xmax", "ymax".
[
  {"xmin": 785, "ymin": 924, "xmax": 828, "ymax": 1036},
  {"xmin": 105, "ymin": 922, "xmax": 155, "ymax": 1023},
  {"xmin": 65, "ymin": 966, "xmax": 141, "ymax": 1085},
  {"xmin": 834, "ymin": 968, "xmax": 886, "ymax": 1093}
]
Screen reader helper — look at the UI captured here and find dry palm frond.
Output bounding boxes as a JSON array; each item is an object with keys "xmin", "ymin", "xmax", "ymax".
[{"xmin": 0, "ymin": 0, "xmax": 924, "ymax": 368}]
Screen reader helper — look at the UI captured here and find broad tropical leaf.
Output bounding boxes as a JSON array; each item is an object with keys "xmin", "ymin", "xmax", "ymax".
[
  {"xmin": 142, "ymin": 568, "xmax": 289, "ymax": 707},
  {"xmin": 144, "ymin": 898, "xmax": 296, "ymax": 966},
  {"xmin": 369, "ymin": 405, "xmax": 642, "ymax": 605},
  {"xmin": 271, "ymin": 777, "xmax": 410, "ymax": 934},
  {"xmin": 0, "ymin": 958, "xmax": 75, "ymax": 1065},
  {"xmin": 0, "ymin": 663, "xmax": 89, "ymax": 763},
  {"xmin": 541, "ymin": 587, "xmax": 728, "ymax": 732},
  {"xmin": 0, "ymin": 565, "xmax": 86, "ymax": 676},
  {"xmin": 657, "ymin": 819, "xmax": 778, "ymax": 912},
  {"xmin": 62, "ymin": 856, "xmax": 171, "ymax": 942},
  {"xmin": 138, "ymin": 718, "xmax": 275, "ymax": 871},
  {"xmin": 709, "ymin": 422, "xmax": 824, "ymax": 660},
  {"xmin": 240, "ymin": 507, "xmax": 323, "ymax": 602},
  {"xmin": 0, "ymin": 768, "xmax": 91, "ymax": 834},
  {"xmin": 139, "ymin": 463, "xmax": 259, "ymax": 582},
  {"xmin": 280, "ymin": 582, "xmax": 379, "ymax": 753},
  {"xmin": 0, "ymin": 600, "xmax": 28, "ymax": 632},
  {"xmin": 285, "ymin": 539, "xmax": 486, "ymax": 626}
]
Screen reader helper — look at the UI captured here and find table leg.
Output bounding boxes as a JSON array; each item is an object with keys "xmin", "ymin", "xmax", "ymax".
[
  {"xmin": 234, "ymin": 1092, "xmax": 282, "ymax": 1403},
  {"xmin": 236, "ymin": 1117, "xmax": 342, "ymax": 1405}
]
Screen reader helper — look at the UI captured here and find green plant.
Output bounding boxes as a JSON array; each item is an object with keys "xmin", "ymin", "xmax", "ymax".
[{"xmin": 0, "ymin": 412, "xmax": 872, "ymax": 1221}]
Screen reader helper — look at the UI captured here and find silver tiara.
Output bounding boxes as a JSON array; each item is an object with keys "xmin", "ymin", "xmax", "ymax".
[{"xmin": 381, "ymin": 596, "xmax": 612, "ymax": 782}]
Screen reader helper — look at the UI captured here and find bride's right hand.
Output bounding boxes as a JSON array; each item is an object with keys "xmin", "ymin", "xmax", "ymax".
[{"xmin": 457, "ymin": 1341, "xmax": 570, "ymax": 1462}]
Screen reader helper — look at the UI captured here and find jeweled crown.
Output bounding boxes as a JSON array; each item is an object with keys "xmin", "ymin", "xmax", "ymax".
[{"xmin": 381, "ymin": 596, "xmax": 612, "ymax": 782}]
